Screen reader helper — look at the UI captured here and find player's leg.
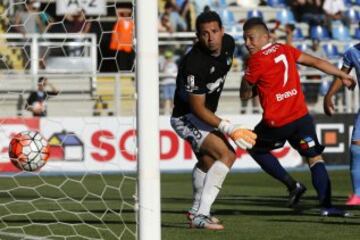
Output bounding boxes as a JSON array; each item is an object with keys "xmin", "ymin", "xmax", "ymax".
[
  {"xmin": 249, "ymin": 121, "xmax": 306, "ymax": 207},
  {"xmin": 347, "ymin": 114, "xmax": 360, "ymax": 205},
  {"xmin": 347, "ymin": 142, "xmax": 360, "ymax": 205},
  {"xmin": 190, "ymin": 131, "xmax": 236, "ymax": 230},
  {"xmin": 187, "ymin": 153, "xmax": 216, "ymax": 220},
  {"xmin": 290, "ymin": 114, "xmax": 349, "ymax": 216},
  {"xmin": 170, "ymin": 114, "xmax": 230, "ymax": 229}
]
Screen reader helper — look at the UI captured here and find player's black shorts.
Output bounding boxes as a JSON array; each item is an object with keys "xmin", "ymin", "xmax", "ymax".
[{"xmin": 250, "ymin": 114, "xmax": 325, "ymax": 158}]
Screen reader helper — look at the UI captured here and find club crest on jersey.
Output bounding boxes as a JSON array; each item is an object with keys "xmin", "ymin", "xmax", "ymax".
[
  {"xmin": 185, "ymin": 75, "xmax": 198, "ymax": 92},
  {"xmin": 210, "ymin": 66, "xmax": 215, "ymax": 74},
  {"xmin": 299, "ymin": 137, "xmax": 315, "ymax": 150}
]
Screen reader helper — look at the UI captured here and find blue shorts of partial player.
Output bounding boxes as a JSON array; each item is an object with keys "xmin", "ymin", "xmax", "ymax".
[
  {"xmin": 250, "ymin": 114, "xmax": 325, "ymax": 158},
  {"xmin": 352, "ymin": 110, "xmax": 360, "ymax": 141}
]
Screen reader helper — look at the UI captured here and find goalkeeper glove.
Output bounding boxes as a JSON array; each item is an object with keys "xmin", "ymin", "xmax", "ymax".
[{"xmin": 218, "ymin": 120, "xmax": 257, "ymax": 150}]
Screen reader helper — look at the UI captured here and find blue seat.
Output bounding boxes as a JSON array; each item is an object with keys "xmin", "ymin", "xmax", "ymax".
[
  {"xmin": 310, "ymin": 25, "xmax": 330, "ymax": 40},
  {"xmin": 345, "ymin": 9, "xmax": 360, "ymax": 24},
  {"xmin": 247, "ymin": 9, "xmax": 264, "ymax": 19},
  {"xmin": 344, "ymin": 0, "xmax": 353, "ymax": 7},
  {"xmin": 322, "ymin": 43, "xmax": 340, "ymax": 59},
  {"xmin": 296, "ymin": 43, "xmax": 309, "ymax": 52},
  {"xmin": 292, "ymin": 28, "xmax": 304, "ymax": 41},
  {"xmin": 355, "ymin": 28, "xmax": 360, "ymax": 39},
  {"xmin": 225, "ymin": 25, "xmax": 243, "ymax": 41},
  {"xmin": 209, "ymin": 0, "xmax": 227, "ymax": 9},
  {"xmin": 219, "ymin": 9, "xmax": 236, "ymax": 26},
  {"xmin": 276, "ymin": 9, "xmax": 295, "ymax": 25},
  {"xmin": 267, "ymin": 0, "xmax": 286, "ymax": 7},
  {"xmin": 356, "ymin": 0, "xmax": 360, "ymax": 5},
  {"xmin": 332, "ymin": 24, "xmax": 351, "ymax": 41}
]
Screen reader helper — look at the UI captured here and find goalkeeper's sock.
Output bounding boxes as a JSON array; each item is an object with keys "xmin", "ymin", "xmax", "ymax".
[
  {"xmin": 250, "ymin": 151, "xmax": 297, "ymax": 190},
  {"xmin": 190, "ymin": 166, "xmax": 206, "ymax": 212},
  {"xmin": 310, "ymin": 160, "xmax": 332, "ymax": 208},
  {"xmin": 350, "ymin": 144, "xmax": 360, "ymax": 196},
  {"xmin": 197, "ymin": 161, "xmax": 229, "ymax": 217}
]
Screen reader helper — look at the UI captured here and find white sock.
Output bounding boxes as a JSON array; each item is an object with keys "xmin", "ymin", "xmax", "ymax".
[
  {"xmin": 197, "ymin": 161, "xmax": 230, "ymax": 217},
  {"xmin": 190, "ymin": 167, "xmax": 206, "ymax": 212}
]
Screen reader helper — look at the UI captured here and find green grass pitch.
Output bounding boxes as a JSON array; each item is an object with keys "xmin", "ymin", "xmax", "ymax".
[{"xmin": 0, "ymin": 170, "xmax": 360, "ymax": 239}]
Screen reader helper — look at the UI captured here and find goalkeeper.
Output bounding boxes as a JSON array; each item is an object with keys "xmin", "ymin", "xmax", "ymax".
[{"xmin": 170, "ymin": 10, "xmax": 256, "ymax": 230}]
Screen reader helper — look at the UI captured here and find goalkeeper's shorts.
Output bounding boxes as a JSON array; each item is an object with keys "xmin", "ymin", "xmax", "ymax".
[{"xmin": 170, "ymin": 113, "xmax": 214, "ymax": 153}]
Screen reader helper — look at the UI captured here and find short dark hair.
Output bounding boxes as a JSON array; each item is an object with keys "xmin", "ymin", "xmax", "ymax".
[
  {"xmin": 243, "ymin": 17, "xmax": 269, "ymax": 33},
  {"xmin": 195, "ymin": 11, "xmax": 222, "ymax": 33},
  {"xmin": 38, "ymin": 77, "xmax": 46, "ymax": 84}
]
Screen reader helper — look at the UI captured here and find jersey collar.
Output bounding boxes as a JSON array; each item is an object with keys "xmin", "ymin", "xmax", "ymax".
[{"xmin": 261, "ymin": 43, "xmax": 272, "ymax": 50}]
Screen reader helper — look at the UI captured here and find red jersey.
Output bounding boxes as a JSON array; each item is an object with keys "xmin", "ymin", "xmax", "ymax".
[{"xmin": 244, "ymin": 43, "xmax": 308, "ymax": 127}]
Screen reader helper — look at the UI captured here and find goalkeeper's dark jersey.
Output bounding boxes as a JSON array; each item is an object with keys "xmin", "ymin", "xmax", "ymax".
[{"xmin": 172, "ymin": 33, "xmax": 235, "ymax": 117}]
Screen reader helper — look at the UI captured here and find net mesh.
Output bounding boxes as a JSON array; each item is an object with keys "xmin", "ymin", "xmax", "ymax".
[{"xmin": 0, "ymin": 1, "xmax": 137, "ymax": 239}]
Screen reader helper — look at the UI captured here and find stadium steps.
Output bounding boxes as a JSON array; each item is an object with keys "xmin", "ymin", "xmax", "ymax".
[{"xmin": 96, "ymin": 76, "xmax": 135, "ymax": 115}]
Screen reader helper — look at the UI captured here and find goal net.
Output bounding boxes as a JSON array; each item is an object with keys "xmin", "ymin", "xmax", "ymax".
[{"xmin": 0, "ymin": 0, "xmax": 160, "ymax": 239}]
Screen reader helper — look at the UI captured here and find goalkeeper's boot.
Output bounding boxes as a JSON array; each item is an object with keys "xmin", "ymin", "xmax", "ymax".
[
  {"xmin": 320, "ymin": 207, "xmax": 352, "ymax": 217},
  {"xmin": 346, "ymin": 194, "xmax": 360, "ymax": 206},
  {"xmin": 288, "ymin": 182, "xmax": 307, "ymax": 208},
  {"xmin": 186, "ymin": 210, "xmax": 221, "ymax": 224},
  {"xmin": 190, "ymin": 214, "xmax": 224, "ymax": 230}
]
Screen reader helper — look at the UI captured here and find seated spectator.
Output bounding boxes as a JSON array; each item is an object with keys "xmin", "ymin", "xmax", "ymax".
[
  {"xmin": 160, "ymin": 1, "xmax": 187, "ymax": 32},
  {"xmin": 179, "ymin": 0, "xmax": 195, "ymax": 31},
  {"xmin": 158, "ymin": 13, "xmax": 174, "ymax": 33},
  {"xmin": 323, "ymin": 0, "xmax": 350, "ymax": 35},
  {"xmin": 294, "ymin": 0, "xmax": 326, "ymax": 26},
  {"xmin": 269, "ymin": 21, "xmax": 295, "ymax": 46}
]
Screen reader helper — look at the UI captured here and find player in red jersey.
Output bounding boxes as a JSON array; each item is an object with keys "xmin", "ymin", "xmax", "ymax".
[{"xmin": 240, "ymin": 18, "xmax": 356, "ymax": 216}]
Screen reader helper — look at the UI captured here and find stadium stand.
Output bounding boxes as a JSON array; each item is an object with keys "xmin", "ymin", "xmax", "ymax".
[{"xmin": 0, "ymin": 0, "xmax": 359, "ymax": 116}]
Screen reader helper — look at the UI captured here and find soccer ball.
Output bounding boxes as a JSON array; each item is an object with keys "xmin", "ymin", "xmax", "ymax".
[{"xmin": 9, "ymin": 131, "xmax": 50, "ymax": 171}]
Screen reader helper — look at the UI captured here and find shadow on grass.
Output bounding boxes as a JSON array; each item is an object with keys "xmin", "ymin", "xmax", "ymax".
[{"xmin": 269, "ymin": 218, "xmax": 360, "ymax": 225}]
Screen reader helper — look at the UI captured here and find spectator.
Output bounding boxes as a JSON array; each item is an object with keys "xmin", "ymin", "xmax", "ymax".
[
  {"xmin": 192, "ymin": 0, "xmax": 211, "ymax": 15},
  {"xmin": 14, "ymin": 0, "xmax": 49, "ymax": 35},
  {"xmin": 109, "ymin": 3, "xmax": 135, "ymax": 71},
  {"xmin": 158, "ymin": 13, "xmax": 174, "ymax": 33},
  {"xmin": 297, "ymin": 0, "xmax": 326, "ymax": 26},
  {"xmin": 25, "ymin": 77, "xmax": 59, "ymax": 117},
  {"xmin": 14, "ymin": 0, "xmax": 52, "ymax": 69},
  {"xmin": 64, "ymin": 9, "xmax": 92, "ymax": 56},
  {"xmin": 161, "ymin": 1, "xmax": 187, "ymax": 32},
  {"xmin": 179, "ymin": 0, "xmax": 195, "ymax": 31},
  {"xmin": 160, "ymin": 50, "xmax": 177, "ymax": 114},
  {"xmin": 323, "ymin": 0, "xmax": 350, "ymax": 34},
  {"xmin": 268, "ymin": 21, "xmax": 295, "ymax": 46},
  {"xmin": 304, "ymin": 39, "xmax": 327, "ymax": 107}
]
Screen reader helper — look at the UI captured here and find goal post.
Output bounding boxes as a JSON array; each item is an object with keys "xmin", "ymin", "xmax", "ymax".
[{"xmin": 135, "ymin": 0, "xmax": 161, "ymax": 239}]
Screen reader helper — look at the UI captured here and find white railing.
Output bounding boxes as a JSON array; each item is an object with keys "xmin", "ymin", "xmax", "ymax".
[{"xmin": 0, "ymin": 33, "xmax": 97, "ymax": 89}]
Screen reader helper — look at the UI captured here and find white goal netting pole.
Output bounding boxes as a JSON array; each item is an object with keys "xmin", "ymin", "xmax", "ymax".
[{"xmin": 136, "ymin": 0, "xmax": 161, "ymax": 240}]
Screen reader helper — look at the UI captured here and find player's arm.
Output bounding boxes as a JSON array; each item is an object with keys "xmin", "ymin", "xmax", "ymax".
[
  {"xmin": 189, "ymin": 93, "xmax": 221, "ymax": 127},
  {"xmin": 297, "ymin": 52, "xmax": 356, "ymax": 89},
  {"xmin": 240, "ymin": 77, "xmax": 257, "ymax": 100},
  {"xmin": 323, "ymin": 66, "xmax": 351, "ymax": 116},
  {"xmin": 189, "ymin": 93, "xmax": 257, "ymax": 149}
]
